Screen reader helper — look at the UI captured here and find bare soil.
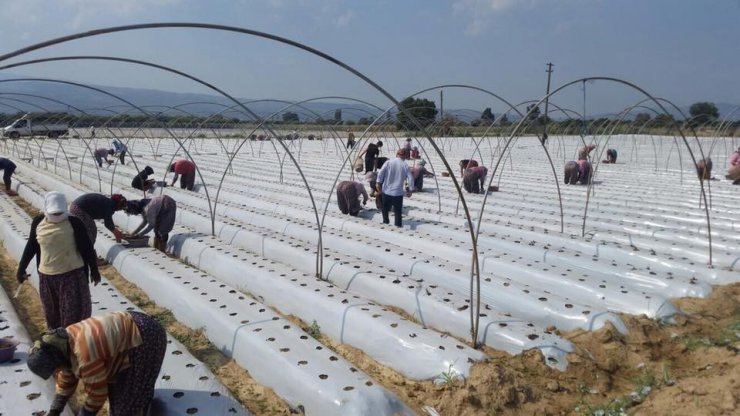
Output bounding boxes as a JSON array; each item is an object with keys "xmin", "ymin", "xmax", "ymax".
[{"xmin": 2, "ymin": 193, "xmax": 737, "ymax": 415}]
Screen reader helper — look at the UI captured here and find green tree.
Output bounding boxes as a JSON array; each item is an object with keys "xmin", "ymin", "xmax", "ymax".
[
  {"xmin": 634, "ymin": 112, "xmax": 651, "ymax": 125},
  {"xmin": 525, "ymin": 104, "xmax": 541, "ymax": 121},
  {"xmin": 481, "ymin": 107, "xmax": 495, "ymax": 124},
  {"xmin": 689, "ymin": 102, "xmax": 719, "ymax": 125},
  {"xmin": 282, "ymin": 111, "xmax": 299, "ymax": 123},
  {"xmin": 653, "ymin": 113, "xmax": 675, "ymax": 127},
  {"xmin": 396, "ymin": 97, "xmax": 438, "ymax": 130}
]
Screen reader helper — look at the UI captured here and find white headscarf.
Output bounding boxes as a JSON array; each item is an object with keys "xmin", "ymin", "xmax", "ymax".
[{"xmin": 43, "ymin": 191, "xmax": 69, "ymax": 223}]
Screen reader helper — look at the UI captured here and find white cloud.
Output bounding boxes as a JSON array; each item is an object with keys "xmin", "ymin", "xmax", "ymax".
[
  {"xmin": 0, "ymin": 0, "xmax": 180, "ymax": 33},
  {"xmin": 60, "ymin": 0, "xmax": 181, "ymax": 28},
  {"xmin": 452, "ymin": 0, "xmax": 538, "ymax": 36},
  {"xmin": 335, "ymin": 10, "xmax": 355, "ymax": 28}
]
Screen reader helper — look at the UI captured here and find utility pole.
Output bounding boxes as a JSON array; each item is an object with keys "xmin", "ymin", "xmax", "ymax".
[
  {"xmin": 542, "ymin": 62, "xmax": 553, "ymax": 145},
  {"xmin": 440, "ymin": 90, "xmax": 444, "ymax": 121}
]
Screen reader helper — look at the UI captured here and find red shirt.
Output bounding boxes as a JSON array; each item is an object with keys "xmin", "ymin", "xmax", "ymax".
[{"xmin": 172, "ymin": 160, "xmax": 195, "ymax": 175}]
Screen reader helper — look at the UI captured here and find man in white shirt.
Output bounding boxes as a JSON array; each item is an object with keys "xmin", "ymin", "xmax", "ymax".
[{"xmin": 376, "ymin": 149, "xmax": 414, "ymax": 227}]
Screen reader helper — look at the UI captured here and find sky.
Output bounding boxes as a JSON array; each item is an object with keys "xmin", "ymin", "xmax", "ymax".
[{"xmin": 0, "ymin": 0, "xmax": 738, "ymax": 118}]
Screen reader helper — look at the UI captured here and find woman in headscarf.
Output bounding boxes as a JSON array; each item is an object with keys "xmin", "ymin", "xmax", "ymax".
[
  {"xmin": 69, "ymin": 193, "xmax": 127, "ymax": 243},
  {"xmin": 602, "ymin": 149, "xmax": 618, "ymax": 164},
  {"xmin": 131, "ymin": 165, "xmax": 155, "ymax": 191},
  {"xmin": 16, "ymin": 192, "xmax": 100, "ymax": 329},
  {"xmin": 696, "ymin": 157, "xmax": 713, "ymax": 181},
  {"xmin": 576, "ymin": 159, "xmax": 592, "ymax": 184},
  {"xmin": 564, "ymin": 161, "xmax": 580, "ymax": 185},
  {"xmin": 463, "ymin": 166, "xmax": 488, "ymax": 194},
  {"xmin": 726, "ymin": 147, "xmax": 740, "ymax": 184},
  {"xmin": 458, "ymin": 159, "xmax": 478, "ymax": 178},
  {"xmin": 577, "ymin": 144, "xmax": 596, "ymax": 160},
  {"xmin": 124, "ymin": 195, "xmax": 177, "ymax": 252},
  {"xmin": 27, "ymin": 310, "xmax": 166, "ymax": 416},
  {"xmin": 336, "ymin": 181, "xmax": 369, "ymax": 216},
  {"xmin": 410, "ymin": 160, "xmax": 434, "ymax": 192},
  {"xmin": 169, "ymin": 159, "xmax": 197, "ymax": 191}
]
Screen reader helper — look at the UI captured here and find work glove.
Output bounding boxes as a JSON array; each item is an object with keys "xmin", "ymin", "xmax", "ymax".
[
  {"xmin": 16, "ymin": 270, "xmax": 28, "ymax": 284},
  {"xmin": 47, "ymin": 394, "xmax": 71, "ymax": 416},
  {"xmin": 112, "ymin": 228, "xmax": 123, "ymax": 243}
]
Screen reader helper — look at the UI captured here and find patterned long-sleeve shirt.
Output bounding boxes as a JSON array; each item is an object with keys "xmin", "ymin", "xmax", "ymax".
[{"xmin": 56, "ymin": 311, "xmax": 143, "ymax": 413}]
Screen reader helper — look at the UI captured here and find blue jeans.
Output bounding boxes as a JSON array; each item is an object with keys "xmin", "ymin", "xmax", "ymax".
[{"xmin": 381, "ymin": 193, "xmax": 404, "ymax": 227}]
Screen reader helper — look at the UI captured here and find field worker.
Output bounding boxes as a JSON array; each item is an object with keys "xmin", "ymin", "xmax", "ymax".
[
  {"xmin": 564, "ymin": 161, "xmax": 580, "ymax": 185},
  {"xmin": 169, "ymin": 159, "xmax": 196, "ymax": 190},
  {"xmin": 359, "ymin": 140, "xmax": 383, "ymax": 173},
  {"xmin": 375, "ymin": 156, "xmax": 389, "ymax": 171},
  {"xmin": 0, "ymin": 157, "xmax": 18, "ymax": 196},
  {"xmin": 606, "ymin": 148, "xmax": 618, "ymax": 163},
  {"xmin": 577, "ymin": 159, "xmax": 592, "ymax": 184},
  {"xmin": 365, "ymin": 171, "xmax": 378, "ymax": 197},
  {"xmin": 336, "ymin": 181, "xmax": 369, "ymax": 216},
  {"xmin": 27, "ymin": 311, "xmax": 166, "ymax": 416},
  {"xmin": 93, "ymin": 148, "xmax": 114, "ymax": 168},
  {"xmin": 695, "ymin": 157, "xmax": 712, "ymax": 181},
  {"xmin": 411, "ymin": 160, "xmax": 434, "ymax": 192},
  {"xmin": 458, "ymin": 159, "xmax": 478, "ymax": 178},
  {"xmin": 69, "ymin": 193, "xmax": 127, "ymax": 244},
  {"xmin": 577, "ymin": 144, "xmax": 596, "ymax": 160},
  {"xmin": 125, "ymin": 195, "xmax": 177, "ymax": 252},
  {"xmin": 16, "ymin": 192, "xmax": 100, "ymax": 329},
  {"xmin": 729, "ymin": 147, "xmax": 740, "ymax": 167},
  {"xmin": 726, "ymin": 147, "xmax": 740, "ymax": 185},
  {"xmin": 111, "ymin": 138, "xmax": 128, "ymax": 165},
  {"xmin": 131, "ymin": 165, "xmax": 155, "ymax": 191},
  {"xmin": 403, "ymin": 137, "xmax": 413, "ymax": 152},
  {"xmin": 376, "ymin": 148, "xmax": 414, "ymax": 227},
  {"xmin": 463, "ymin": 166, "xmax": 488, "ymax": 194},
  {"xmin": 346, "ymin": 131, "xmax": 356, "ymax": 149},
  {"xmin": 410, "ymin": 146, "xmax": 420, "ymax": 159}
]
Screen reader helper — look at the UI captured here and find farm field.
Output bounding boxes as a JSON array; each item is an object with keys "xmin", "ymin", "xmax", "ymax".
[{"xmin": 1, "ymin": 133, "xmax": 738, "ymax": 416}]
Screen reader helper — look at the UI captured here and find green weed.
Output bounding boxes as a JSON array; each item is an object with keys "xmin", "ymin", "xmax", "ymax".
[{"xmin": 307, "ymin": 320, "xmax": 321, "ymax": 339}]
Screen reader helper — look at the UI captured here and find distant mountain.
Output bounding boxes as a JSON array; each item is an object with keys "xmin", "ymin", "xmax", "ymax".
[
  {"xmin": 0, "ymin": 74, "xmax": 737, "ymax": 121},
  {"xmin": 0, "ymin": 74, "xmax": 383, "ymax": 122}
]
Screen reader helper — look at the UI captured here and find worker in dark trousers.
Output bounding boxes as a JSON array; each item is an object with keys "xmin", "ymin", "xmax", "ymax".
[{"xmin": 0, "ymin": 157, "xmax": 18, "ymax": 196}]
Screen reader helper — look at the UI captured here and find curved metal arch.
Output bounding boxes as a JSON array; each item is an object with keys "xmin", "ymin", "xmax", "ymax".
[
  {"xmin": 0, "ymin": 56, "xmax": 311, "ymax": 240},
  {"xmin": 133, "ymin": 103, "xmax": 228, "ymax": 157},
  {"xmin": 0, "ymin": 76, "xmax": 219, "ymax": 222},
  {"xmin": 0, "ymin": 92, "xmax": 91, "ymax": 180},
  {"xmin": 0, "ymin": 79, "xmax": 153, "ymax": 193},
  {"xmin": 208, "ymin": 96, "xmax": 397, "ymax": 279},
  {"xmin": 474, "ymin": 100, "xmax": 573, "ymax": 233},
  {"xmin": 0, "ymin": 57, "xmax": 260, "ymax": 181},
  {"xmin": 622, "ymin": 104, "xmax": 669, "ymax": 169},
  {"xmin": 481, "ymin": 77, "xmax": 714, "ymax": 267},
  {"xmin": 0, "ymin": 23, "xmax": 489, "ymax": 346},
  {"xmin": 0, "ymin": 95, "xmax": 59, "ymax": 171},
  {"xmin": 715, "ymin": 105, "xmax": 740, "ymax": 143},
  {"xmin": 587, "ymin": 102, "xmax": 713, "ymax": 234},
  {"xmin": 0, "ymin": 98, "xmax": 37, "ymax": 159}
]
